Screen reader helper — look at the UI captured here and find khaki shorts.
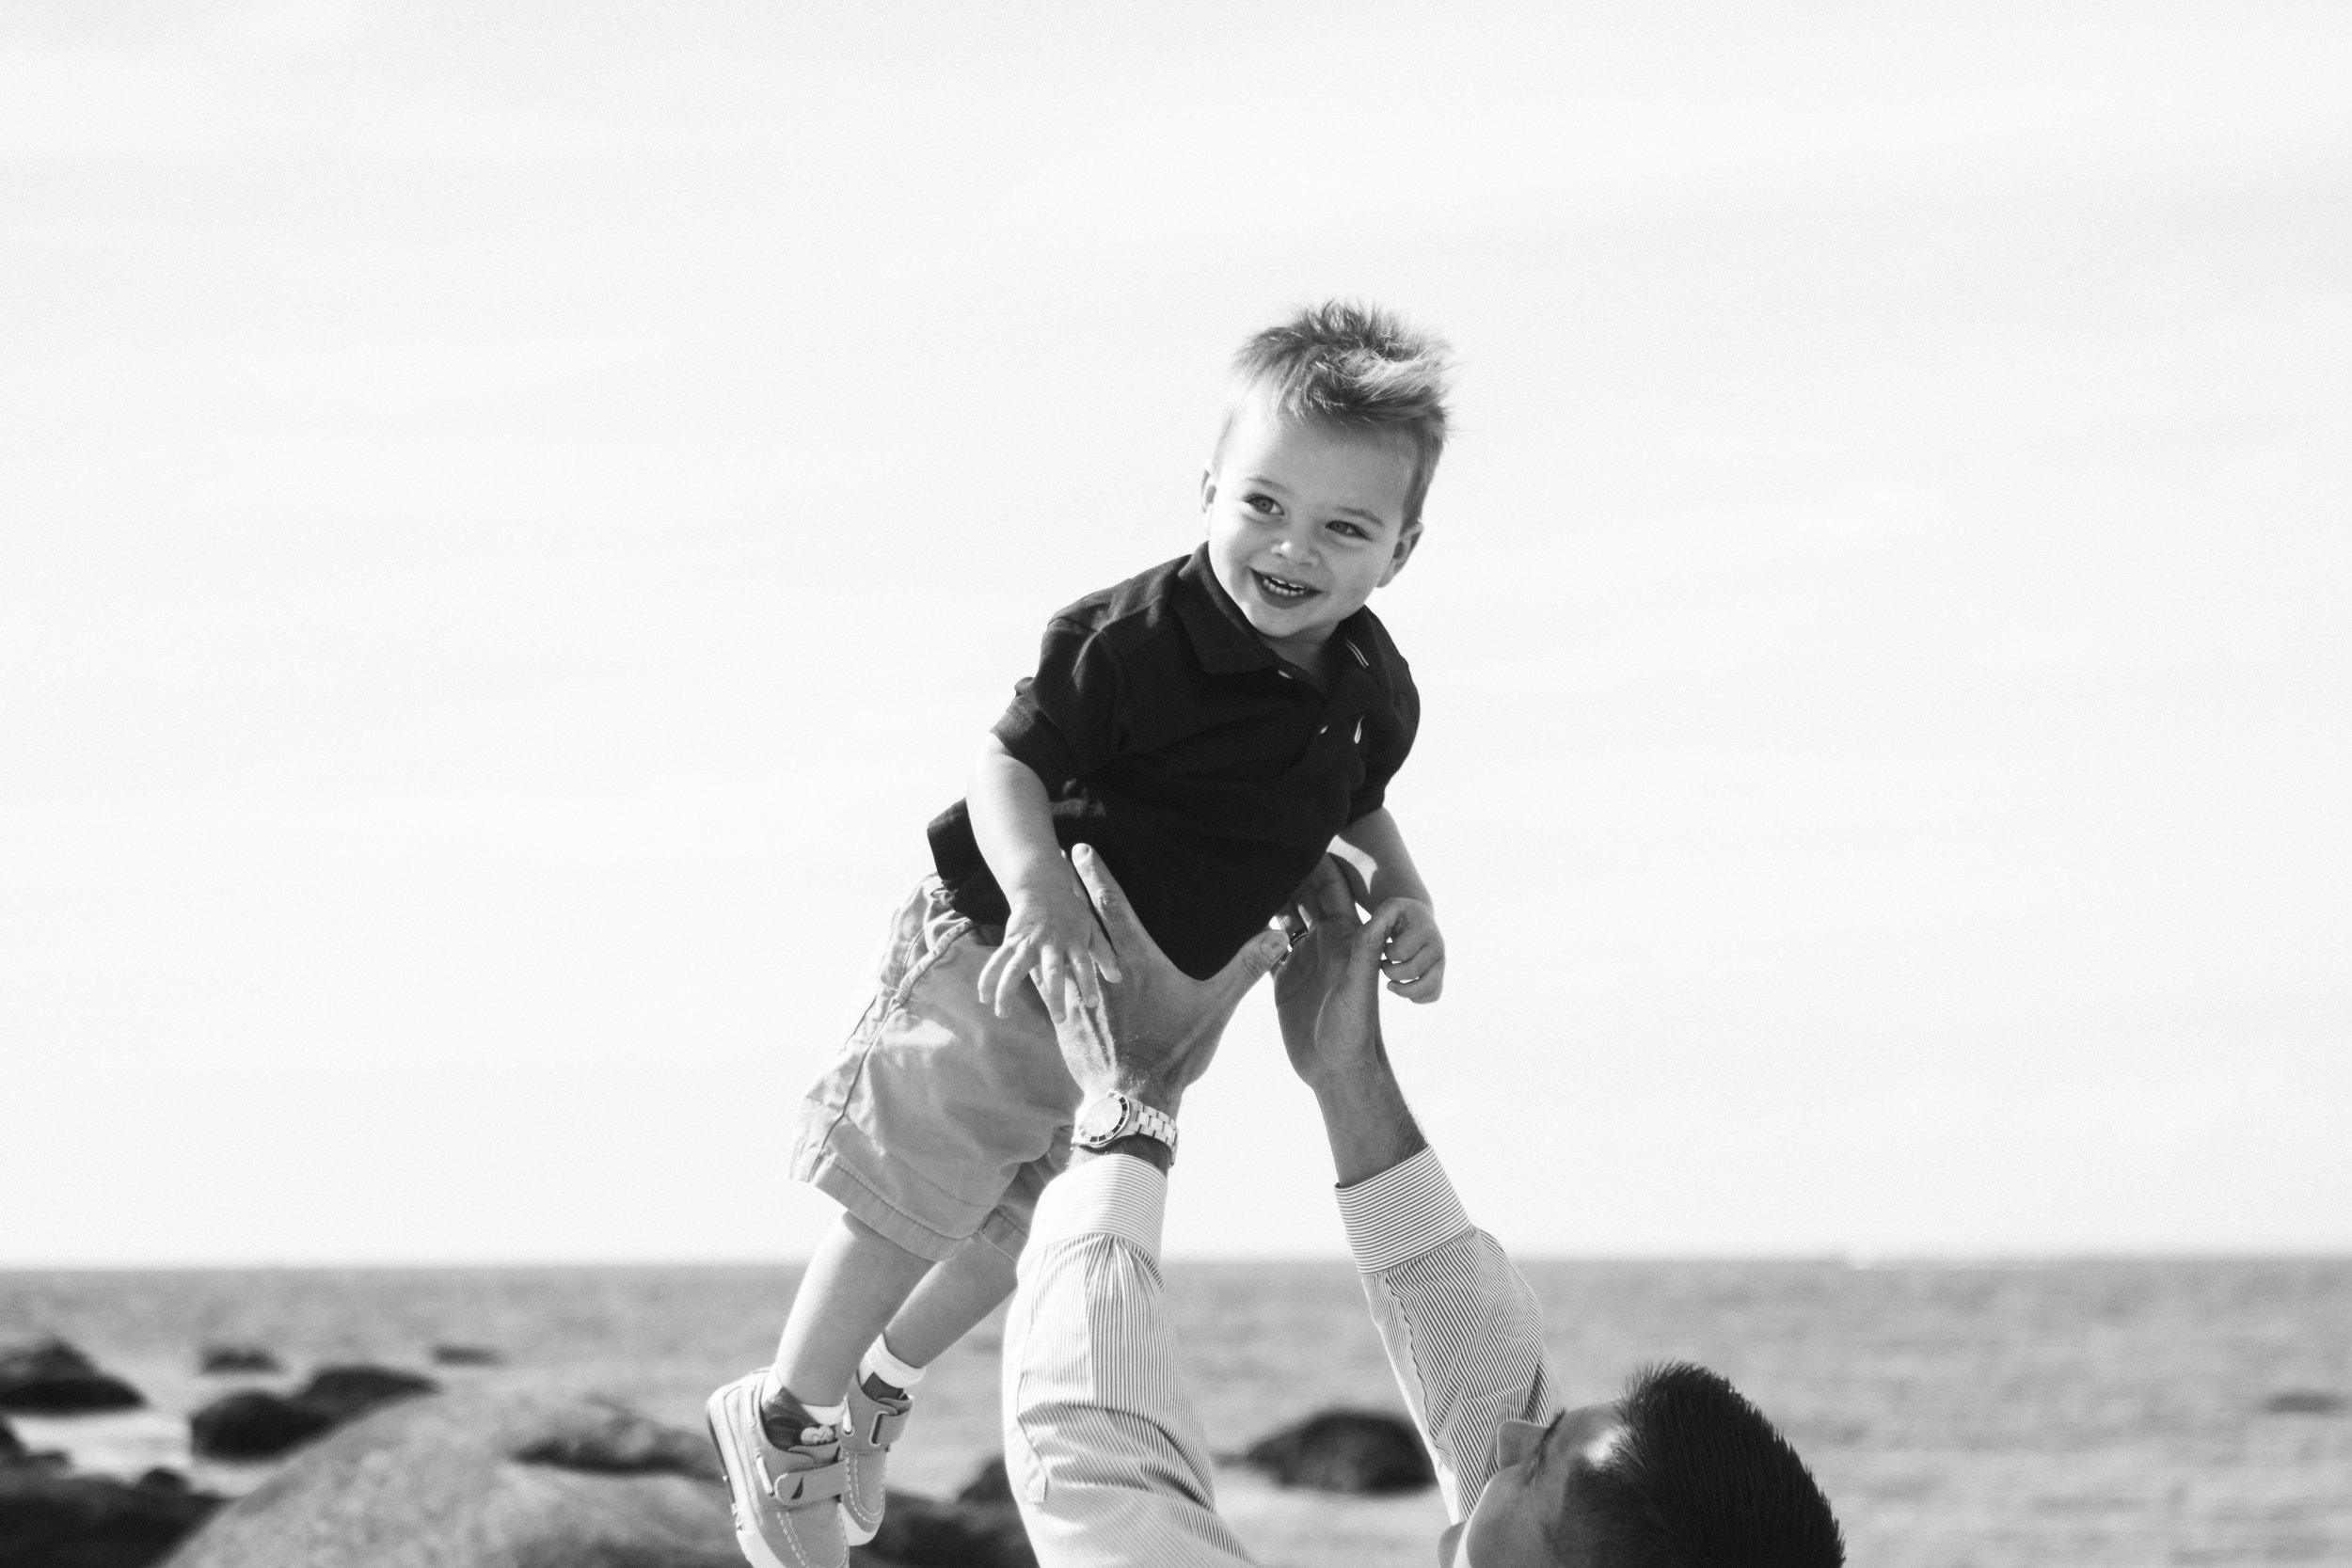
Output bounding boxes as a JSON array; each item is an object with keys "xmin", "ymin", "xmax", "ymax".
[{"xmin": 789, "ymin": 876, "xmax": 1079, "ymax": 1264}]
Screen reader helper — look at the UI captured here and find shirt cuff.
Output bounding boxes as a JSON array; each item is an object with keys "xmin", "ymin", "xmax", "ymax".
[
  {"xmin": 1030, "ymin": 1152, "xmax": 1168, "ymax": 1259},
  {"xmin": 1336, "ymin": 1147, "xmax": 1470, "ymax": 1274}
]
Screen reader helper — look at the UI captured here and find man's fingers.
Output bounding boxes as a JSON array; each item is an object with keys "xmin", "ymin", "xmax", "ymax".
[
  {"xmin": 1089, "ymin": 930, "xmax": 1123, "ymax": 986},
  {"xmin": 1300, "ymin": 856, "xmax": 1359, "ymax": 925},
  {"xmin": 1205, "ymin": 927, "xmax": 1290, "ymax": 1005},
  {"xmin": 1070, "ymin": 844, "xmax": 1144, "ymax": 952},
  {"xmin": 1238, "ymin": 928, "xmax": 1289, "ymax": 983}
]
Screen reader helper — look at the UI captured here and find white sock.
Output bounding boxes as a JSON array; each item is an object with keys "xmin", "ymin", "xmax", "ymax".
[
  {"xmin": 760, "ymin": 1370, "xmax": 848, "ymax": 1433},
  {"xmin": 861, "ymin": 1338, "xmax": 927, "ymax": 1394}
]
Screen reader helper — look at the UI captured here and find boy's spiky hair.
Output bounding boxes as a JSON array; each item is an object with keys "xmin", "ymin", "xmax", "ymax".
[{"xmin": 1215, "ymin": 300, "xmax": 1454, "ymax": 525}]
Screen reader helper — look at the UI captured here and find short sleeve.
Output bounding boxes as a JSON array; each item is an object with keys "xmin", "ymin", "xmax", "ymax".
[
  {"xmin": 993, "ymin": 617, "xmax": 1130, "ymax": 787},
  {"xmin": 1347, "ymin": 674, "xmax": 1419, "ymax": 822}
]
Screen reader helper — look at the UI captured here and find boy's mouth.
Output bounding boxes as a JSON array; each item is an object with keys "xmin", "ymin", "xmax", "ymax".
[{"xmin": 1251, "ymin": 569, "xmax": 1320, "ymax": 606}]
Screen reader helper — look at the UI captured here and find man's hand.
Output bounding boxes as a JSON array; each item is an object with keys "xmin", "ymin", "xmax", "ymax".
[
  {"xmin": 1055, "ymin": 844, "xmax": 1290, "ymax": 1119},
  {"xmin": 1273, "ymin": 858, "xmax": 1426, "ymax": 1185},
  {"xmin": 1274, "ymin": 859, "xmax": 1410, "ymax": 1089}
]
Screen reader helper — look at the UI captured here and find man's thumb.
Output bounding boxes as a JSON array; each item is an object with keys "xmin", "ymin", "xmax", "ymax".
[{"xmin": 1232, "ymin": 928, "xmax": 1290, "ymax": 987}]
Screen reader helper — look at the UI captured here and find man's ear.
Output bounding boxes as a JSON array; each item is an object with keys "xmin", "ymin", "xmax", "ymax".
[{"xmin": 1377, "ymin": 519, "xmax": 1423, "ymax": 587}]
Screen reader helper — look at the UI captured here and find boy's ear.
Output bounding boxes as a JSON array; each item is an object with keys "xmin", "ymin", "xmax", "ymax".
[
  {"xmin": 1376, "ymin": 519, "xmax": 1423, "ymax": 587},
  {"xmin": 1199, "ymin": 466, "xmax": 1216, "ymax": 511}
]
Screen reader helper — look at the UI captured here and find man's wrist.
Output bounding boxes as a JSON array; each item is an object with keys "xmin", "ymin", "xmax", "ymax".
[
  {"xmin": 1311, "ymin": 1064, "xmax": 1424, "ymax": 1188},
  {"xmin": 1072, "ymin": 1132, "xmax": 1175, "ymax": 1175},
  {"xmin": 1071, "ymin": 1079, "xmax": 1184, "ymax": 1117},
  {"xmin": 1073, "ymin": 1088, "xmax": 1182, "ymax": 1164}
]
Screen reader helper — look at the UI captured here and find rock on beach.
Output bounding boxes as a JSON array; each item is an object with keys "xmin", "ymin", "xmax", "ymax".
[
  {"xmin": 0, "ymin": 1338, "xmax": 145, "ymax": 1416},
  {"xmin": 167, "ymin": 1387, "xmax": 739, "ymax": 1568},
  {"xmin": 288, "ymin": 1365, "xmax": 441, "ymax": 1423},
  {"xmin": 187, "ymin": 1392, "xmax": 337, "ymax": 1462},
  {"xmin": 188, "ymin": 1364, "xmax": 439, "ymax": 1461},
  {"xmin": 1239, "ymin": 1408, "xmax": 1436, "ymax": 1495},
  {"xmin": 0, "ymin": 1468, "xmax": 221, "ymax": 1568},
  {"xmin": 196, "ymin": 1345, "xmax": 281, "ymax": 1376},
  {"xmin": 2264, "ymin": 1389, "xmax": 2344, "ymax": 1416},
  {"xmin": 866, "ymin": 1468, "xmax": 1034, "ymax": 1568},
  {"xmin": 165, "ymin": 1386, "xmax": 1033, "ymax": 1568}
]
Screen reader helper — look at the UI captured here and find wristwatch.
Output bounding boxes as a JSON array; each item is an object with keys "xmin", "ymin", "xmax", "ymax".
[{"xmin": 1072, "ymin": 1092, "xmax": 1179, "ymax": 1159}]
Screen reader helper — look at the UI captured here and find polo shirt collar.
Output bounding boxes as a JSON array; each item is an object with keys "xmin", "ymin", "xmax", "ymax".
[
  {"xmin": 1175, "ymin": 544, "xmax": 1387, "ymax": 688},
  {"xmin": 1175, "ymin": 546, "xmax": 1277, "ymax": 674}
]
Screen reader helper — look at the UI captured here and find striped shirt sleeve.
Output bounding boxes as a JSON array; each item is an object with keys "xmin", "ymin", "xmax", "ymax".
[
  {"xmin": 1004, "ymin": 1145, "xmax": 1559, "ymax": 1564},
  {"xmin": 1339, "ymin": 1148, "xmax": 1561, "ymax": 1521},
  {"xmin": 1003, "ymin": 1152, "xmax": 1259, "ymax": 1568}
]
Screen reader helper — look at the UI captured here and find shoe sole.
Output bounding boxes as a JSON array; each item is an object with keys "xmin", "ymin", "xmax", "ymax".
[{"xmin": 706, "ymin": 1385, "xmax": 796, "ymax": 1568}]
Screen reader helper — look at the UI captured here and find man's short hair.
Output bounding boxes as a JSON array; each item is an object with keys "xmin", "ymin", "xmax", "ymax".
[
  {"xmin": 1214, "ymin": 300, "xmax": 1454, "ymax": 526},
  {"xmin": 1551, "ymin": 1362, "xmax": 1845, "ymax": 1568}
]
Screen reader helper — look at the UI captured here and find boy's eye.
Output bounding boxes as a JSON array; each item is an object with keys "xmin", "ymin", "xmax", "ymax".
[
  {"xmin": 1246, "ymin": 494, "xmax": 1279, "ymax": 515},
  {"xmin": 1328, "ymin": 519, "xmax": 1368, "ymax": 540}
]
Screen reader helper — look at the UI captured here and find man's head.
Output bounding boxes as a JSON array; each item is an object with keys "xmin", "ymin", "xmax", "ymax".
[
  {"xmin": 1201, "ymin": 301, "xmax": 1452, "ymax": 666},
  {"xmin": 1461, "ymin": 1363, "xmax": 1844, "ymax": 1568}
]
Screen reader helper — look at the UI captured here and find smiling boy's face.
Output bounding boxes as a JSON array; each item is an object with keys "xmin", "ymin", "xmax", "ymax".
[{"xmin": 1202, "ymin": 398, "xmax": 1422, "ymax": 672}]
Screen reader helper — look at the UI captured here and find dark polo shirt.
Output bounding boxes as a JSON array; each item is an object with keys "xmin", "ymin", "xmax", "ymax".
[{"xmin": 928, "ymin": 546, "xmax": 1419, "ymax": 979}]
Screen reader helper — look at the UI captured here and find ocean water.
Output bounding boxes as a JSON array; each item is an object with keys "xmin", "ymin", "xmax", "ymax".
[{"xmin": 4, "ymin": 1259, "xmax": 2348, "ymax": 1567}]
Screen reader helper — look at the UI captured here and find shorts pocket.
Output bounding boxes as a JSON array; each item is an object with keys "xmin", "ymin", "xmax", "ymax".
[{"xmin": 890, "ymin": 912, "xmax": 977, "ymax": 1010}]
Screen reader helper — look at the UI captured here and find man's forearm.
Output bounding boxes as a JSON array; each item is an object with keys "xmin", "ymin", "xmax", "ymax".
[
  {"xmin": 1312, "ymin": 1058, "xmax": 1426, "ymax": 1188},
  {"xmin": 1006, "ymin": 1157, "xmax": 1259, "ymax": 1568}
]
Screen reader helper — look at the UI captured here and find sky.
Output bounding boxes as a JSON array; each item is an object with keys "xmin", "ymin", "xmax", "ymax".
[{"xmin": 3, "ymin": 1, "xmax": 2347, "ymax": 1265}]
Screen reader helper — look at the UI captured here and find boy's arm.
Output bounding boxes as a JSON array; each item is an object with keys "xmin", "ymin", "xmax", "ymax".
[
  {"xmin": 1331, "ymin": 807, "xmax": 1430, "ymax": 910},
  {"xmin": 970, "ymin": 736, "xmax": 1121, "ymax": 1019},
  {"xmin": 1330, "ymin": 809, "xmax": 1443, "ymax": 1002}
]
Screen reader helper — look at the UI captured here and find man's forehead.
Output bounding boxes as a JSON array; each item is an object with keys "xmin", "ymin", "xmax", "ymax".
[{"xmin": 1552, "ymin": 1401, "xmax": 1629, "ymax": 1470}]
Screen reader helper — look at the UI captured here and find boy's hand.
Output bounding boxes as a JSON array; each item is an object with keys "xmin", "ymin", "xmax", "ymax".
[
  {"xmin": 980, "ymin": 874, "xmax": 1124, "ymax": 1022},
  {"xmin": 1375, "ymin": 898, "xmax": 1444, "ymax": 1003}
]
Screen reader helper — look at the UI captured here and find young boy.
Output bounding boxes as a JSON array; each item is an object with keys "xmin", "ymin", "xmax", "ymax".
[{"xmin": 707, "ymin": 301, "xmax": 1453, "ymax": 1568}]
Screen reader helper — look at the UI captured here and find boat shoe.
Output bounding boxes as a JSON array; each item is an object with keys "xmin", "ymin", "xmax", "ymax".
[
  {"xmin": 705, "ymin": 1371, "xmax": 849, "ymax": 1568},
  {"xmin": 839, "ymin": 1374, "xmax": 914, "ymax": 1545}
]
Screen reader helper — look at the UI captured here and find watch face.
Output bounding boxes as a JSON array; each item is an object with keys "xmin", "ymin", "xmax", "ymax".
[{"xmin": 1075, "ymin": 1096, "xmax": 1129, "ymax": 1145}]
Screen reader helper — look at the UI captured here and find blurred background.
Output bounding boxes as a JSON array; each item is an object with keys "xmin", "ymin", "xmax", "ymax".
[{"xmin": 5, "ymin": 0, "xmax": 2348, "ymax": 1268}]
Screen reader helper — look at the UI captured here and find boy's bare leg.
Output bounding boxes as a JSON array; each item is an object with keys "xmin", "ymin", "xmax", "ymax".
[
  {"xmin": 875, "ymin": 1235, "xmax": 1020, "ymax": 1370},
  {"xmin": 771, "ymin": 1213, "xmax": 935, "ymax": 1413}
]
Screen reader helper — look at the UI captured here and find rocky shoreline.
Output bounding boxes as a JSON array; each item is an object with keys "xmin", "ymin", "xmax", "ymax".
[{"xmin": 1, "ymin": 1336, "xmax": 1431, "ymax": 1568}]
